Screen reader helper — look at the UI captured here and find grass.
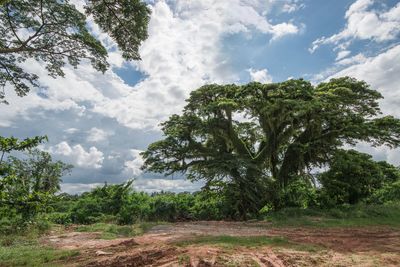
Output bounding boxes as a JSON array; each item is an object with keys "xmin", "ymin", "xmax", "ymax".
[
  {"xmin": 75, "ymin": 221, "xmax": 166, "ymax": 239},
  {"xmin": 0, "ymin": 237, "xmax": 79, "ymax": 267},
  {"xmin": 173, "ymin": 235, "xmax": 320, "ymax": 251},
  {"xmin": 264, "ymin": 203, "xmax": 400, "ymax": 228}
]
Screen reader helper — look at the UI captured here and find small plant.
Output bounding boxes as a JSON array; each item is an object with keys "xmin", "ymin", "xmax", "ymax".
[{"xmin": 178, "ymin": 254, "xmax": 191, "ymax": 266}]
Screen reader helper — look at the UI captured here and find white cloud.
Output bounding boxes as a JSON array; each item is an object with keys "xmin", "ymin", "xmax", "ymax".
[
  {"xmin": 336, "ymin": 50, "xmax": 351, "ymax": 61},
  {"xmin": 87, "ymin": 127, "xmax": 112, "ymax": 142},
  {"xmin": 336, "ymin": 53, "xmax": 367, "ymax": 66},
  {"xmin": 248, "ymin": 68, "xmax": 272, "ymax": 83},
  {"xmin": 49, "ymin": 141, "xmax": 104, "ymax": 169},
  {"xmin": 281, "ymin": 1, "xmax": 305, "ymax": 14},
  {"xmin": 61, "ymin": 178, "xmax": 203, "ymax": 194},
  {"xmin": 310, "ymin": 0, "xmax": 400, "ymax": 52},
  {"xmin": 91, "ymin": 0, "xmax": 300, "ymax": 129},
  {"xmin": 353, "ymin": 142, "xmax": 400, "ymax": 167},
  {"xmin": 124, "ymin": 149, "xmax": 144, "ymax": 177},
  {"xmin": 270, "ymin": 23, "xmax": 299, "ymax": 40},
  {"xmin": 1, "ymin": 1, "xmax": 301, "ymax": 131},
  {"xmin": 134, "ymin": 178, "xmax": 203, "ymax": 193},
  {"xmin": 65, "ymin": 128, "xmax": 79, "ymax": 134},
  {"xmin": 61, "ymin": 183, "xmax": 104, "ymax": 195},
  {"xmin": 329, "ymin": 45, "xmax": 400, "ymax": 116}
]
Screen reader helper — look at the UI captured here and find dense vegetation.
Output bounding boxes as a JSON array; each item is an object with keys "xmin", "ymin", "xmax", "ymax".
[{"xmin": 1, "ymin": 78, "xmax": 400, "ymax": 232}]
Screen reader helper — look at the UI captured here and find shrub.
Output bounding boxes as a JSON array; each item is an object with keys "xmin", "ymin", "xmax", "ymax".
[
  {"xmin": 368, "ymin": 180, "xmax": 400, "ymax": 204},
  {"xmin": 48, "ymin": 212, "xmax": 72, "ymax": 225},
  {"xmin": 279, "ymin": 177, "xmax": 318, "ymax": 209},
  {"xmin": 319, "ymin": 150, "xmax": 400, "ymax": 205},
  {"xmin": 69, "ymin": 197, "xmax": 104, "ymax": 224}
]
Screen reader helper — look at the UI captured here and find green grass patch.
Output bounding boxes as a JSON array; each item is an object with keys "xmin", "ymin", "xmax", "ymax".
[
  {"xmin": 75, "ymin": 222, "xmax": 166, "ymax": 239},
  {"xmin": 173, "ymin": 235, "xmax": 320, "ymax": 251},
  {"xmin": 0, "ymin": 239, "xmax": 79, "ymax": 267},
  {"xmin": 265, "ymin": 203, "xmax": 400, "ymax": 228}
]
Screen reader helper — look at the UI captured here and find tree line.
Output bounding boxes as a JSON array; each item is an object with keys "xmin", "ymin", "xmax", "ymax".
[{"xmin": 1, "ymin": 78, "xmax": 400, "ymax": 229}]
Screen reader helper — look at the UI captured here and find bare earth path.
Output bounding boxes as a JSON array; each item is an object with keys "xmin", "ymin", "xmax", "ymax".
[{"xmin": 42, "ymin": 221, "xmax": 400, "ymax": 267}]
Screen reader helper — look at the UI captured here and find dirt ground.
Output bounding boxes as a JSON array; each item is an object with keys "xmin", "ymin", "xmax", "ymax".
[{"xmin": 42, "ymin": 221, "xmax": 400, "ymax": 267}]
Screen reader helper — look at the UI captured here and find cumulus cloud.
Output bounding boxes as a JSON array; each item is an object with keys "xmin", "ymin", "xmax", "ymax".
[
  {"xmin": 329, "ymin": 45, "xmax": 400, "ymax": 116},
  {"xmin": 49, "ymin": 141, "xmax": 104, "ymax": 169},
  {"xmin": 87, "ymin": 127, "xmax": 112, "ymax": 142},
  {"xmin": 92, "ymin": 0, "xmax": 301, "ymax": 129},
  {"xmin": 335, "ymin": 53, "xmax": 367, "ymax": 66},
  {"xmin": 1, "ymin": 0, "xmax": 301, "ymax": 131},
  {"xmin": 310, "ymin": 0, "xmax": 400, "ymax": 53},
  {"xmin": 248, "ymin": 68, "xmax": 272, "ymax": 83},
  {"xmin": 270, "ymin": 23, "xmax": 300, "ymax": 41},
  {"xmin": 61, "ymin": 178, "xmax": 203, "ymax": 194},
  {"xmin": 134, "ymin": 178, "xmax": 203, "ymax": 193},
  {"xmin": 61, "ymin": 183, "xmax": 104, "ymax": 195},
  {"xmin": 124, "ymin": 149, "xmax": 144, "ymax": 177},
  {"xmin": 0, "ymin": 1, "xmax": 303, "ymax": 194}
]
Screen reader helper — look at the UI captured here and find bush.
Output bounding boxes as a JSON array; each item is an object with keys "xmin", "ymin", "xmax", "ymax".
[
  {"xmin": 69, "ymin": 197, "xmax": 104, "ymax": 224},
  {"xmin": 191, "ymin": 191, "xmax": 226, "ymax": 220},
  {"xmin": 117, "ymin": 192, "xmax": 151, "ymax": 224},
  {"xmin": 279, "ymin": 177, "xmax": 318, "ymax": 209},
  {"xmin": 368, "ymin": 180, "xmax": 400, "ymax": 204},
  {"xmin": 319, "ymin": 150, "xmax": 400, "ymax": 205},
  {"xmin": 48, "ymin": 212, "xmax": 72, "ymax": 225},
  {"xmin": 0, "ymin": 217, "xmax": 14, "ymax": 235}
]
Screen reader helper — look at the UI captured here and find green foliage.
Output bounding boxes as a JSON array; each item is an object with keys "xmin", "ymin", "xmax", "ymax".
[
  {"xmin": 264, "ymin": 203, "xmax": 400, "ymax": 227},
  {"xmin": 0, "ymin": 0, "xmax": 150, "ymax": 102},
  {"xmin": 7, "ymin": 149, "xmax": 73, "ymax": 194},
  {"xmin": 0, "ymin": 136, "xmax": 47, "ymax": 164},
  {"xmin": 54, "ymin": 181, "xmax": 232, "ymax": 224},
  {"xmin": 190, "ymin": 190, "xmax": 227, "ymax": 220},
  {"xmin": 1, "ymin": 148, "xmax": 72, "ymax": 221},
  {"xmin": 47, "ymin": 212, "xmax": 72, "ymax": 226},
  {"xmin": 52, "ymin": 173, "xmax": 400, "ymax": 226},
  {"xmin": 142, "ymin": 77, "xmax": 400, "ymax": 216},
  {"xmin": 0, "ymin": 239, "xmax": 79, "ymax": 267},
  {"xmin": 318, "ymin": 149, "xmax": 400, "ymax": 205},
  {"xmin": 85, "ymin": 0, "xmax": 150, "ymax": 60},
  {"xmin": 148, "ymin": 192, "xmax": 195, "ymax": 221},
  {"xmin": 69, "ymin": 196, "xmax": 104, "ymax": 224},
  {"xmin": 0, "ymin": 136, "xmax": 71, "ymax": 228},
  {"xmin": 117, "ymin": 191, "xmax": 151, "ymax": 224},
  {"xmin": 279, "ymin": 176, "xmax": 319, "ymax": 209},
  {"xmin": 368, "ymin": 180, "xmax": 400, "ymax": 204},
  {"xmin": 69, "ymin": 180, "xmax": 133, "ymax": 224}
]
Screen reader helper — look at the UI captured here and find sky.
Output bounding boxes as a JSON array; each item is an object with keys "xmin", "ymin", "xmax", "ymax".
[{"xmin": 1, "ymin": 0, "xmax": 400, "ymax": 194}]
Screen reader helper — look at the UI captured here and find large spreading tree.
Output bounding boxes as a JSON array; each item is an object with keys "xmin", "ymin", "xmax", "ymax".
[
  {"xmin": 141, "ymin": 77, "xmax": 400, "ymax": 217},
  {"xmin": 0, "ymin": 0, "xmax": 150, "ymax": 103}
]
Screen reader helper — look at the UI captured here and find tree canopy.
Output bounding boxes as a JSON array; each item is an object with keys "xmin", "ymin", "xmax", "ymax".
[
  {"xmin": 0, "ymin": 0, "xmax": 150, "ymax": 103},
  {"xmin": 0, "ymin": 136, "xmax": 71, "ymax": 220},
  {"xmin": 141, "ymin": 77, "xmax": 400, "ymax": 216}
]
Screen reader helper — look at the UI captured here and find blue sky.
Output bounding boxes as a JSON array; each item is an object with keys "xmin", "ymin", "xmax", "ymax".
[{"xmin": 1, "ymin": 0, "xmax": 400, "ymax": 194}]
